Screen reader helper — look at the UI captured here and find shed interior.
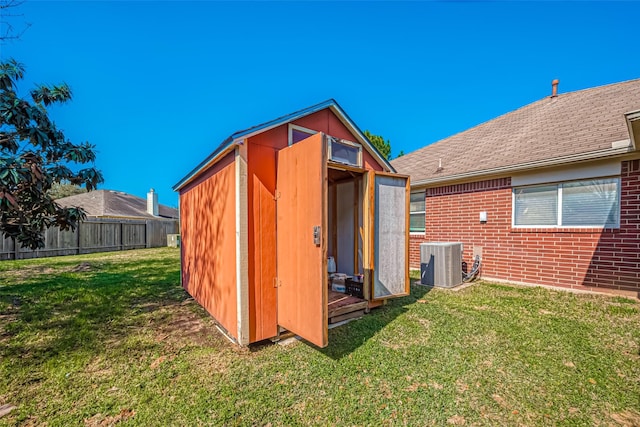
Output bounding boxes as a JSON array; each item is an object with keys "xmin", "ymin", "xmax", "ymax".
[{"xmin": 326, "ymin": 166, "xmax": 370, "ymax": 323}]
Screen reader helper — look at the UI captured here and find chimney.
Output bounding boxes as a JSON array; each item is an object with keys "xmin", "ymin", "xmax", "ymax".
[
  {"xmin": 551, "ymin": 79, "xmax": 559, "ymax": 98},
  {"xmin": 147, "ymin": 188, "xmax": 158, "ymax": 216}
]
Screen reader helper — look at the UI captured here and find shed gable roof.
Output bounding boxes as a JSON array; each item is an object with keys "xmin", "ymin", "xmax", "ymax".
[
  {"xmin": 173, "ymin": 99, "xmax": 394, "ymax": 191},
  {"xmin": 391, "ymin": 78, "xmax": 640, "ymax": 186},
  {"xmin": 56, "ymin": 190, "xmax": 179, "ymax": 219}
]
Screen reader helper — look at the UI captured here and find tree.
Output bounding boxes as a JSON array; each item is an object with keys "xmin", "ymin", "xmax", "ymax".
[
  {"xmin": 0, "ymin": 0, "xmax": 31, "ymax": 42},
  {"xmin": 48, "ymin": 182, "xmax": 87, "ymax": 199},
  {"xmin": 0, "ymin": 59, "xmax": 103, "ymax": 249},
  {"xmin": 364, "ymin": 130, "xmax": 392, "ymax": 160}
]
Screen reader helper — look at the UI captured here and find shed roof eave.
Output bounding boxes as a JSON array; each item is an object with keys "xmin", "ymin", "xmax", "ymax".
[
  {"xmin": 227, "ymin": 101, "xmax": 396, "ymax": 173},
  {"xmin": 172, "ymin": 140, "xmax": 237, "ymax": 192},
  {"xmin": 173, "ymin": 100, "xmax": 395, "ymax": 192},
  {"xmin": 327, "ymin": 104, "xmax": 395, "ymax": 173},
  {"xmin": 409, "ymin": 146, "xmax": 637, "ymax": 189}
]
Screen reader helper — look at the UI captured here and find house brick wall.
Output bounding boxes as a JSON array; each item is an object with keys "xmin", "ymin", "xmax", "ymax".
[{"xmin": 410, "ymin": 160, "xmax": 640, "ymax": 295}]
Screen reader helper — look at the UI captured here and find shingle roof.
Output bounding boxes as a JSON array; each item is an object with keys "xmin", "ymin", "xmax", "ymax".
[
  {"xmin": 56, "ymin": 190, "xmax": 179, "ymax": 220},
  {"xmin": 391, "ymin": 79, "xmax": 640, "ymax": 185},
  {"xmin": 173, "ymin": 99, "xmax": 394, "ymax": 191}
]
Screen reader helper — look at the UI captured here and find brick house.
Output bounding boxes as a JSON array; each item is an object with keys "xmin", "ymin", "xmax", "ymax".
[{"xmin": 392, "ymin": 79, "xmax": 640, "ymax": 297}]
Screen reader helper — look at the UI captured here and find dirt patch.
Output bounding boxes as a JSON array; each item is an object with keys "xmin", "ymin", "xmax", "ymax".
[
  {"xmin": 0, "ymin": 404, "xmax": 17, "ymax": 419},
  {"xmin": 609, "ymin": 410, "xmax": 640, "ymax": 426},
  {"xmin": 153, "ymin": 305, "xmax": 223, "ymax": 348},
  {"xmin": 447, "ymin": 414, "xmax": 466, "ymax": 425},
  {"xmin": 72, "ymin": 262, "xmax": 93, "ymax": 272},
  {"xmin": 2, "ymin": 265, "xmax": 58, "ymax": 281},
  {"xmin": 492, "ymin": 394, "xmax": 508, "ymax": 408},
  {"xmin": 149, "ymin": 355, "xmax": 175, "ymax": 370},
  {"xmin": 3, "ymin": 262, "xmax": 98, "ymax": 281},
  {"xmin": 83, "ymin": 357, "xmax": 114, "ymax": 380},
  {"xmin": 84, "ymin": 408, "xmax": 135, "ymax": 426}
]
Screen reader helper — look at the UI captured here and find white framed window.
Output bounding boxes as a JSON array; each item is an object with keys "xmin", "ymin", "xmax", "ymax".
[
  {"xmin": 288, "ymin": 124, "xmax": 317, "ymax": 146},
  {"xmin": 513, "ymin": 177, "xmax": 620, "ymax": 228},
  {"xmin": 327, "ymin": 137, "xmax": 362, "ymax": 167},
  {"xmin": 410, "ymin": 191, "xmax": 426, "ymax": 234}
]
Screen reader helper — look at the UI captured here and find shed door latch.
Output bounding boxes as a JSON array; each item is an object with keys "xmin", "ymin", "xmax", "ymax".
[{"xmin": 313, "ymin": 225, "xmax": 321, "ymax": 246}]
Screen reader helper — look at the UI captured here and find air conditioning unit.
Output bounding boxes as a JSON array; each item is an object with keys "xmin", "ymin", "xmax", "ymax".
[
  {"xmin": 420, "ymin": 242, "xmax": 463, "ymax": 288},
  {"xmin": 167, "ymin": 234, "xmax": 181, "ymax": 248}
]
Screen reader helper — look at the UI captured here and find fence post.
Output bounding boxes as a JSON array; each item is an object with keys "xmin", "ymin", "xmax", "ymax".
[
  {"xmin": 120, "ymin": 221, "xmax": 124, "ymax": 251},
  {"xmin": 146, "ymin": 220, "xmax": 151, "ymax": 248},
  {"xmin": 77, "ymin": 221, "xmax": 81, "ymax": 255},
  {"xmin": 13, "ymin": 238, "xmax": 18, "ymax": 260}
]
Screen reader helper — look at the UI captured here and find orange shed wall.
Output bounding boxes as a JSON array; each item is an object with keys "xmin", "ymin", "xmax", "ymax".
[
  {"xmin": 179, "ymin": 152, "xmax": 238, "ymax": 339},
  {"xmin": 246, "ymin": 108, "xmax": 386, "ymax": 343},
  {"xmin": 247, "ymin": 125, "xmax": 286, "ymax": 342}
]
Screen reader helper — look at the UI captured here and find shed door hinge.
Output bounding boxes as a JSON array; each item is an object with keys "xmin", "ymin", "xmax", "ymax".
[
  {"xmin": 274, "ymin": 191, "xmax": 281, "ymax": 201},
  {"xmin": 274, "ymin": 277, "xmax": 282, "ymax": 288}
]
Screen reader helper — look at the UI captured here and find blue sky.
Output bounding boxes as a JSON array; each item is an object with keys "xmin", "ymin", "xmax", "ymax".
[{"xmin": 2, "ymin": 1, "xmax": 639, "ymax": 207}]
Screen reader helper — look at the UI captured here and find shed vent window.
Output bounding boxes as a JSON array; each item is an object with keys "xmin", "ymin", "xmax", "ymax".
[
  {"xmin": 513, "ymin": 177, "xmax": 620, "ymax": 227},
  {"xmin": 288, "ymin": 124, "xmax": 317, "ymax": 146},
  {"xmin": 410, "ymin": 191, "xmax": 426, "ymax": 233},
  {"xmin": 328, "ymin": 137, "xmax": 361, "ymax": 167}
]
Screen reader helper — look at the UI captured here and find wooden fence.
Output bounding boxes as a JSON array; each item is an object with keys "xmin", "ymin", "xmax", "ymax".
[{"xmin": 0, "ymin": 218, "xmax": 179, "ymax": 260}]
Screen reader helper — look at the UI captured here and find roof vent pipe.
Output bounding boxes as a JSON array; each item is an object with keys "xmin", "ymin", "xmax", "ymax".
[
  {"xmin": 147, "ymin": 188, "xmax": 158, "ymax": 216},
  {"xmin": 551, "ymin": 79, "xmax": 559, "ymax": 98}
]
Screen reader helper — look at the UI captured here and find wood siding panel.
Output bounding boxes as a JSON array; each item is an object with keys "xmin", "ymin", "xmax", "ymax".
[
  {"xmin": 247, "ymin": 142, "xmax": 278, "ymax": 342},
  {"xmin": 179, "ymin": 152, "xmax": 238, "ymax": 339}
]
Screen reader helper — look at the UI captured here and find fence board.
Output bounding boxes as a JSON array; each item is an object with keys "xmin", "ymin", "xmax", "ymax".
[{"xmin": 0, "ymin": 218, "xmax": 179, "ymax": 260}]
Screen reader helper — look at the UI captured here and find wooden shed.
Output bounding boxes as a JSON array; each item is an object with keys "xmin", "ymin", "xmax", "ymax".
[{"xmin": 173, "ymin": 100, "xmax": 409, "ymax": 347}]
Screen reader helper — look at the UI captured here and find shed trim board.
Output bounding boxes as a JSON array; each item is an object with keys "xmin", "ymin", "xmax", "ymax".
[{"xmin": 235, "ymin": 147, "xmax": 250, "ymax": 345}]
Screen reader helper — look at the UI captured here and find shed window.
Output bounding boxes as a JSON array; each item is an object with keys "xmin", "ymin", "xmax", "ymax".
[
  {"xmin": 410, "ymin": 191, "xmax": 426, "ymax": 233},
  {"xmin": 513, "ymin": 177, "xmax": 620, "ymax": 227},
  {"xmin": 328, "ymin": 137, "xmax": 361, "ymax": 167},
  {"xmin": 288, "ymin": 124, "xmax": 317, "ymax": 145}
]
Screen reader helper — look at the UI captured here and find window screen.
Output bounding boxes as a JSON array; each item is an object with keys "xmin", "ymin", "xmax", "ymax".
[
  {"xmin": 514, "ymin": 178, "xmax": 620, "ymax": 227},
  {"xmin": 329, "ymin": 139, "xmax": 360, "ymax": 166},
  {"xmin": 291, "ymin": 128, "xmax": 314, "ymax": 144},
  {"xmin": 562, "ymin": 179, "xmax": 619, "ymax": 227},
  {"xmin": 410, "ymin": 192, "xmax": 426, "ymax": 233},
  {"xmin": 514, "ymin": 185, "xmax": 558, "ymax": 226}
]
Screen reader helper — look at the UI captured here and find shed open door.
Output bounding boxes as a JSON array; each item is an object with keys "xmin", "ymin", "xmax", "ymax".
[
  {"xmin": 276, "ymin": 133, "xmax": 328, "ymax": 348},
  {"xmin": 369, "ymin": 172, "xmax": 410, "ymax": 300}
]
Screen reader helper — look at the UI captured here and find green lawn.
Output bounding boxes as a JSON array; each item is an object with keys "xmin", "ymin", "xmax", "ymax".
[{"xmin": 1, "ymin": 248, "xmax": 639, "ymax": 426}]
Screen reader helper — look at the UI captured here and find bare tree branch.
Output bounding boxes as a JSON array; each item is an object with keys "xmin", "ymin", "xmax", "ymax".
[{"xmin": 0, "ymin": 0, "xmax": 31, "ymax": 42}]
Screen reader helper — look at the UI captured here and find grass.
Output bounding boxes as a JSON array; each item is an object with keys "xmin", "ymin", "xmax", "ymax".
[{"xmin": 1, "ymin": 248, "xmax": 639, "ymax": 426}]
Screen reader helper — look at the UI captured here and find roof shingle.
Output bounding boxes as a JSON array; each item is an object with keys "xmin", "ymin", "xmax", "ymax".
[
  {"xmin": 56, "ymin": 190, "xmax": 179, "ymax": 219},
  {"xmin": 391, "ymin": 79, "xmax": 640, "ymax": 183}
]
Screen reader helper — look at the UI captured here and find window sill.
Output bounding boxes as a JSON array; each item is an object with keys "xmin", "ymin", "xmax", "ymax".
[{"xmin": 510, "ymin": 226, "xmax": 619, "ymax": 234}]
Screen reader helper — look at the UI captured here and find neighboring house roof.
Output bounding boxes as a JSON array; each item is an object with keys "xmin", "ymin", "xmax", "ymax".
[
  {"xmin": 392, "ymin": 78, "xmax": 640, "ymax": 186},
  {"xmin": 56, "ymin": 190, "xmax": 179, "ymax": 220},
  {"xmin": 173, "ymin": 99, "xmax": 394, "ymax": 191}
]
